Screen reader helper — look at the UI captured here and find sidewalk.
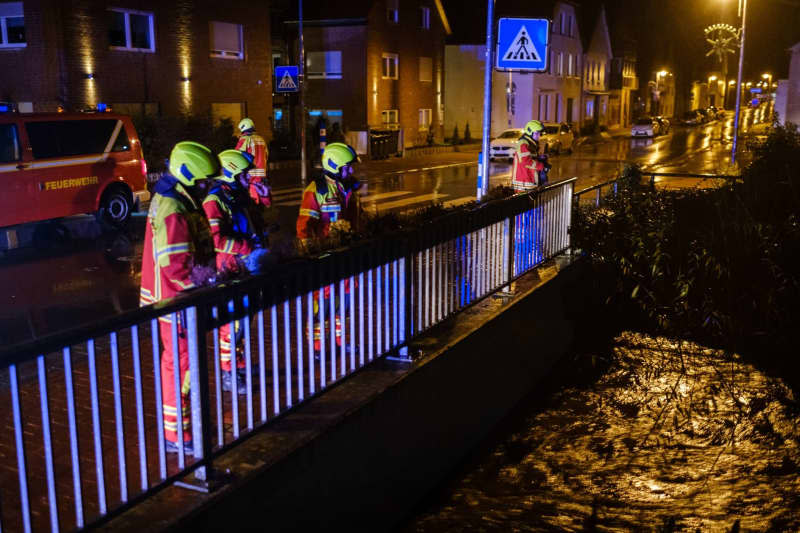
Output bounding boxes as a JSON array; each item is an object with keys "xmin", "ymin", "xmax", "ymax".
[{"xmin": 575, "ymin": 124, "xmax": 630, "ymax": 147}]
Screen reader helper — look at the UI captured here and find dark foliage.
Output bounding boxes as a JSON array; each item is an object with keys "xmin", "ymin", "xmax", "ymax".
[
  {"xmin": 571, "ymin": 124, "xmax": 800, "ymax": 379},
  {"xmin": 133, "ymin": 114, "xmax": 237, "ymax": 173}
]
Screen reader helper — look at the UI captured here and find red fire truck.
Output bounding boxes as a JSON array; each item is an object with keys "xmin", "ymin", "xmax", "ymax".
[{"xmin": 0, "ymin": 110, "xmax": 150, "ymax": 233}]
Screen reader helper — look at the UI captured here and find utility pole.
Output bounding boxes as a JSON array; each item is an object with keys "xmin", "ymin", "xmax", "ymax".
[
  {"xmin": 478, "ymin": 0, "xmax": 495, "ymax": 200},
  {"xmin": 731, "ymin": 0, "xmax": 747, "ymax": 165},
  {"xmin": 299, "ymin": 0, "xmax": 307, "ymax": 185}
]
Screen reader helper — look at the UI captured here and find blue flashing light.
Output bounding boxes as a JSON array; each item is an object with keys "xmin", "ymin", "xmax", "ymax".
[
  {"xmin": 97, "ymin": 103, "xmax": 107, "ymax": 112},
  {"xmin": 309, "ymin": 110, "xmax": 322, "ymax": 117},
  {"xmin": 274, "ymin": 109, "xmax": 283, "ymax": 120},
  {"xmin": 0, "ymin": 104, "xmax": 10, "ymax": 113},
  {"xmin": 327, "ymin": 110, "xmax": 343, "ymax": 117}
]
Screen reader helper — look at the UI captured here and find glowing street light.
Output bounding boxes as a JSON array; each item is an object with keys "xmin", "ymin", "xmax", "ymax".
[{"xmin": 730, "ymin": 0, "xmax": 748, "ymax": 165}]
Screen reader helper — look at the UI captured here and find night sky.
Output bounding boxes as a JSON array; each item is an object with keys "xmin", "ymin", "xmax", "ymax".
[{"xmin": 443, "ymin": 0, "xmax": 800, "ymax": 86}]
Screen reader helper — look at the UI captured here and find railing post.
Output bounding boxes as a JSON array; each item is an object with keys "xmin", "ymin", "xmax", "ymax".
[
  {"xmin": 184, "ymin": 305, "xmax": 214, "ymax": 488},
  {"xmin": 595, "ymin": 187, "xmax": 601, "ymax": 207},
  {"xmin": 650, "ymin": 174, "xmax": 656, "ymax": 190},
  {"xmin": 505, "ymin": 211, "xmax": 515, "ymax": 291}
]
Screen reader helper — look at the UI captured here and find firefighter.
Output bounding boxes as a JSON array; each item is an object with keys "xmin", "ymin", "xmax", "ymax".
[
  {"xmin": 297, "ymin": 142, "xmax": 361, "ymax": 352},
  {"xmin": 235, "ymin": 117, "xmax": 272, "ymax": 207},
  {"xmin": 511, "ymin": 119, "xmax": 551, "ymax": 192},
  {"xmin": 203, "ymin": 149, "xmax": 269, "ymax": 394},
  {"xmin": 140, "ymin": 141, "xmax": 218, "ymax": 454}
]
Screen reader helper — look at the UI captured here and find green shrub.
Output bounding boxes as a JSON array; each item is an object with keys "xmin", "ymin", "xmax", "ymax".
[{"xmin": 571, "ymin": 125, "xmax": 800, "ymax": 359}]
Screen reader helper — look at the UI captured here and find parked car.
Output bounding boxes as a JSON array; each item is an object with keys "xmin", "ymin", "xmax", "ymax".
[
  {"xmin": 631, "ymin": 117, "xmax": 659, "ymax": 138},
  {"xmin": 708, "ymin": 106, "xmax": 725, "ymax": 120},
  {"xmin": 696, "ymin": 108, "xmax": 711, "ymax": 123},
  {"xmin": 680, "ymin": 110, "xmax": 702, "ymax": 126},
  {"xmin": 489, "ymin": 129, "xmax": 523, "ymax": 161},
  {"xmin": 654, "ymin": 116, "xmax": 671, "ymax": 134},
  {"xmin": 0, "ymin": 111, "xmax": 149, "ymax": 231},
  {"xmin": 540, "ymin": 122, "xmax": 574, "ymax": 154}
]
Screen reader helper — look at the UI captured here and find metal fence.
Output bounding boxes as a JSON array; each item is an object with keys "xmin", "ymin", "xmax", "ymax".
[
  {"xmin": 0, "ymin": 179, "xmax": 574, "ymax": 532},
  {"xmin": 573, "ymin": 171, "xmax": 736, "ymax": 207}
]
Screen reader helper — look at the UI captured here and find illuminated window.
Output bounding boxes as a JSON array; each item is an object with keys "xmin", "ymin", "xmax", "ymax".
[
  {"xmin": 210, "ymin": 21, "xmax": 243, "ymax": 59},
  {"xmin": 420, "ymin": 6, "xmax": 430, "ymax": 29},
  {"xmin": 567, "ymin": 53, "xmax": 574, "ymax": 76},
  {"xmin": 419, "ymin": 56, "xmax": 432, "ymax": 82},
  {"xmin": 109, "ymin": 8, "xmax": 155, "ymax": 52},
  {"xmin": 382, "ymin": 53, "xmax": 398, "ymax": 79},
  {"xmin": 0, "ymin": 2, "xmax": 25, "ymax": 48},
  {"xmin": 381, "ymin": 109, "xmax": 398, "ymax": 127},
  {"xmin": 419, "ymin": 108, "xmax": 432, "ymax": 130},
  {"xmin": 307, "ymin": 51, "xmax": 342, "ymax": 79},
  {"xmin": 387, "ymin": 0, "xmax": 398, "ymax": 23}
]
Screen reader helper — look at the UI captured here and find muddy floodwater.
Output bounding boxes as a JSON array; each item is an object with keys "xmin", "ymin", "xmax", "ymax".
[{"xmin": 406, "ymin": 332, "xmax": 800, "ymax": 531}]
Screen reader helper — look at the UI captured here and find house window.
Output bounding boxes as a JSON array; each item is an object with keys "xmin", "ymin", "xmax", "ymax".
[
  {"xmin": 382, "ymin": 109, "xmax": 399, "ymax": 127},
  {"xmin": 567, "ymin": 53, "xmax": 573, "ymax": 76},
  {"xmin": 558, "ymin": 52, "xmax": 563, "ymax": 76},
  {"xmin": 586, "ymin": 99, "xmax": 594, "ymax": 118},
  {"xmin": 419, "ymin": 56, "xmax": 432, "ymax": 82},
  {"xmin": 210, "ymin": 21, "xmax": 243, "ymax": 59},
  {"xmin": 419, "ymin": 108, "xmax": 432, "ymax": 130},
  {"xmin": 109, "ymin": 8, "xmax": 155, "ymax": 52},
  {"xmin": 567, "ymin": 15, "xmax": 573, "ymax": 36},
  {"xmin": 211, "ymin": 102, "xmax": 245, "ymax": 126},
  {"xmin": 420, "ymin": 6, "xmax": 430, "ymax": 29},
  {"xmin": 382, "ymin": 53, "xmax": 398, "ymax": 79},
  {"xmin": 0, "ymin": 2, "xmax": 25, "ymax": 48},
  {"xmin": 0, "ymin": 123, "xmax": 20, "ymax": 162},
  {"xmin": 559, "ymin": 12, "xmax": 565, "ymax": 34},
  {"xmin": 307, "ymin": 51, "xmax": 342, "ymax": 79},
  {"xmin": 538, "ymin": 94, "xmax": 550, "ymax": 121},
  {"xmin": 387, "ymin": 0, "xmax": 398, "ymax": 23}
]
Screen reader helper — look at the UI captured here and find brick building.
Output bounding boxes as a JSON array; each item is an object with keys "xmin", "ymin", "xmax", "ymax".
[
  {"xmin": 0, "ymin": 0, "xmax": 273, "ymax": 136},
  {"xmin": 281, "ymin": 0, "xmax": 450, "ymax": 152}
]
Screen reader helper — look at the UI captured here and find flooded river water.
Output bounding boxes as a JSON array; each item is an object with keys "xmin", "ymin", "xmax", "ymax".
[{"xmin": 405, "ymin": 332, "xmax": 800, "ymax": 531}]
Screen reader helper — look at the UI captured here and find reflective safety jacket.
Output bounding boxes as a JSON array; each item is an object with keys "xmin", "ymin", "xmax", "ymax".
[
  {"xmin": 296, "ymin": 175, "xmax": 360, "ymax": 241},
  {"xmin": 202, "ymin": 182, "xmax": 258, "ymax": 273},
  {"xmin": 511, "ymin": 139, "xmax": 545, "ymax": 191},
  {"xmin": 235, "ymin": 132, "xmax": 272, "ymax": 207},
  {"xmin": 140, "ymin": 176, "xmax": 214, "ymax": 313}
]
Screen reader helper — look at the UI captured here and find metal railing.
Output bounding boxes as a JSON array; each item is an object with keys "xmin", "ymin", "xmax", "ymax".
[
  {"xmin": 0, "ymin": 179, "xmax": 575, "ymax": 532},
  {"xmin": 573, "ymin": 172, "xmax": 736, "ymax": 207}
]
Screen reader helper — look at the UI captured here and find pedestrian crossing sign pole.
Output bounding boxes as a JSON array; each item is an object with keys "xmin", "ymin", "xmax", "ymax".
[
  {"xmin": 275, "ymin": 66, "xmax": 299, "ymax": 93},
  {"xmin": 496, "ymin": 18, "xmax": 549, "ymax": 72}
]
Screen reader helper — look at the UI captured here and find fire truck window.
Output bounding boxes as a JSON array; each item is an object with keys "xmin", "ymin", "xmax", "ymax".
[
  {"xmin": 111, "ymin": 125, "xmax": 130, "ymax": 152},
  {"xmin": 26, "ymin": 120, "xmax": 119, "ymax": 159},
  {"xmin": 0, "ymin": 124, "xmax": 20, "ymax": 163}
]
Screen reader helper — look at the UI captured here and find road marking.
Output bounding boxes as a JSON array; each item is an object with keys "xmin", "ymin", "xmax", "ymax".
[
  {"xmin": 371, "ymin": 192, "xmax": 449, "ymax": 211},
  {"xmin": 359, "ymin": 190, "xmax": 413, "ymax": 202}
]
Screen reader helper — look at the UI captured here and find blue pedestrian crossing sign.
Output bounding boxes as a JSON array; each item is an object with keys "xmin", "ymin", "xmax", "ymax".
[
  {"xmin": 496, "ymin": 18, "xmax": 549, "ymax": 72},
  {"xmin": 275, "ymin": 66, "xmax": 299, "ymax": 93}
]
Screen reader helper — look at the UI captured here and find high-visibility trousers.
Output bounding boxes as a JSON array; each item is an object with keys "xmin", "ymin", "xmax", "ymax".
[
  {"xmin": 220, "ymin": 320, "xmax": 246, "ymax": 372},
  {"xmin": 159, "ymin": 320, "xmax": 192, "ymax": 444}
]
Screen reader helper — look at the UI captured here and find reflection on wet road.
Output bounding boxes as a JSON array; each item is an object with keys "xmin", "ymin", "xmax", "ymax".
[
  {"xmin": 406, "ymin": 333, "xmax": 800, "ymax": 531},
  {"xmin": 0, "ymin": 114, "xmax": 763, "ymax": 344}
]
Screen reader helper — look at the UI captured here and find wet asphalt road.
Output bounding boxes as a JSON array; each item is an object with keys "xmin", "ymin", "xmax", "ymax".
[{"xmin": 0, "ymin": 111, "xmax": 768, "ymax": 345}]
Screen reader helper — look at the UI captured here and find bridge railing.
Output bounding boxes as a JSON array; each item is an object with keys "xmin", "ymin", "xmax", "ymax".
[
  {"xmin": 0, "ymin": 179, "xmax": 574, "ymax": 532},
  {"xmin": 573, "ymin": 171, "xmax": 736, "ymax": 207}
]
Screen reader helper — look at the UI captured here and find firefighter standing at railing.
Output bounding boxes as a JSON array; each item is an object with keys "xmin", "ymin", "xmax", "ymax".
[
  {"xmin": 511, "ymin": 119, "xmax": 551, "ymax": 192},
  {"xmin": 296, "ymin": 142, "xmax": 362, "ymax": 352},
  {"xmin": 139, "ymin": 141, "xmax": 217, "ymax": 454},
  {"xmin": 203, "ymin": 149, "xmax": 269, "ymax": 394},
  {"xmin": 235, "ymin": 118, "xmax": 272, "ymax": 207}
]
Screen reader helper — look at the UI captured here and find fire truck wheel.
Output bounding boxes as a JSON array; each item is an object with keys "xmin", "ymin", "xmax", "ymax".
[{"xmin": 100, "ymin": 187, "xmax": 133, "ymax": 225}]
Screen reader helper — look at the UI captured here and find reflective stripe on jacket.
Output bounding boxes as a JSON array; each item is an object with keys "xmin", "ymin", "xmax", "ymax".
[
  {"xmin": 511, "ymin": 140, "xmax": 543, "ymax": 191},
  {"xmin": 202, "ymin": 182, "xmax": 256, "ymax": 273},
  {"xmin": 236, "ymin": 133, "xmax": 272, "ymax": 206},
  {"xmin": 296, "ymin": 175, "xmax": 360, "ymax": 241},
  {"xmin": 140, "ymin": 176, "xmax": 214, "ymax": 311}
]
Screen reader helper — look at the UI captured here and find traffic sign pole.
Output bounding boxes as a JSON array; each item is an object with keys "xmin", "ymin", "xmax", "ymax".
[
  {"xmin": 478, "ymin": 0, "xmax": 495, "ymax": 201},
  {"xmin": 299, "ymin": 0, "xmax": 307, "ymax": 186}
]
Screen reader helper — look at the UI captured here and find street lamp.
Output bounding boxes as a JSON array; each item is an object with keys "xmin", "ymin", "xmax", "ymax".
[
  {"xmin": 656, "ymin": 70, "xmax": 668, "ymax": 115},
  {"xmin": 731, "ymin": 0, "xmax": 748, "ymax": 165}
]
